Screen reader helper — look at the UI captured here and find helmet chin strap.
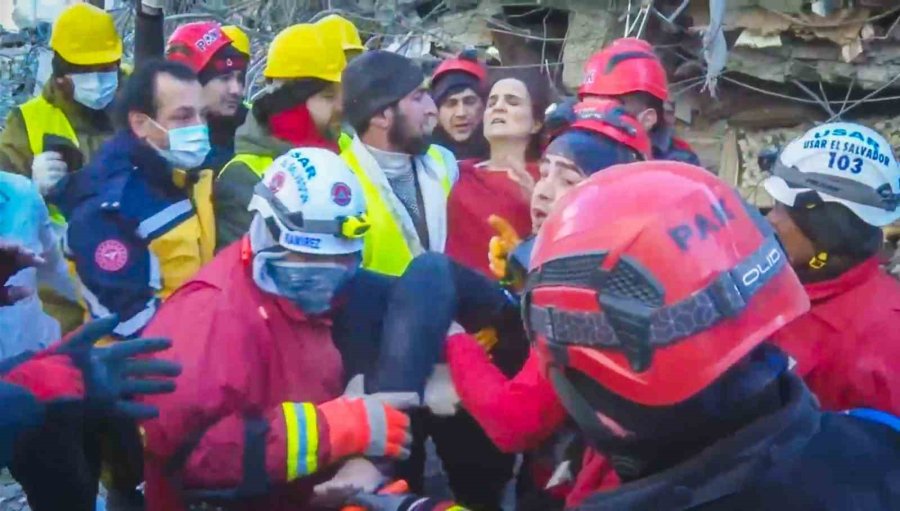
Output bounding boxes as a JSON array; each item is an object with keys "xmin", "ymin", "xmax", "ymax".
[{"xmin": 547, "ymin": 366, "xmax": 651, "ymax": 478}]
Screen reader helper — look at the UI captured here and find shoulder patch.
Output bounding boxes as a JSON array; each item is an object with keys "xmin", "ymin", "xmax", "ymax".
[{"xmin": 94, "ymin": 239, "xmax": 129, "ymax": 272}]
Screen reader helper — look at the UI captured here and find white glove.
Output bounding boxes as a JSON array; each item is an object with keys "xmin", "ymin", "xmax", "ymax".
[
  {"xmin": 344, "ymin": 374, "xmax": 420, "ymax": 410},
  {"xmin": 31, "ymin": 151, "xmax": 67, "ymax": 196},
  {"xmin": 311, "ymin": 458, "xmax": 387, "ymax": 507},
  {"xmin": 424, "ymin": 364, "xmax": 460, "ymax": 417}
]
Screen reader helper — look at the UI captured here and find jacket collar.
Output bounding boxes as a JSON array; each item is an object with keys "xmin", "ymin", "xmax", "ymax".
[
  {"xmin": 802, "ymin": 257, "xmax": 880, "ymax": 303},
  {"xmin": 348, "ymin": 135, "xmax": 449, "ymax": 254},
  {"xmin": 574, "ymin": 372, "xmax": 820, "ymax": 511}
]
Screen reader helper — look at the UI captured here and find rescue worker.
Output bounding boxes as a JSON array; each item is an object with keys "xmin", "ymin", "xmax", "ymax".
[
  {"xmin": 59, "ymin": 58, "xmax": 214, "ymax": 338},
  {"xmin": 357, "ymin": 161, "xmax": 900, "ymax": 510},
  {"xmin": 0, "ymin": 243, "xmax": 180, "ymax": 511},
  {"xmin": 214, "ymin": 23, "xmax": 345, "ymax": 250},
  {"xmin": 316, "ymin": 14, "xmax": 367, "ymax": 62},
  {"xmin": 50, "ymin": 58, "xmax": 214, "ymax": 510},
  {"xmin": 765, "ymin": 122, "xmax": 900, "ymax": 414},
  {"xmin": 579, "ymin": 38, "xmax": 700, "ymax": 165},
  {"xmin": 340, "ymin": 50, "xmax": 459, "ymax": 277},
  {"xmin": 0, "ymin": 2, "xmax": 120, "ymax": 348},
  {"xmin": 138, "ymin": 148, "xmax": 412, "ymax": 511},
  {"xmin": 0, "ymin": 3, "xmax": 122, "ymax": 190},
  {"xmin": 166, "ymin": 22, "xmax": 250, "ymax": 172},
  {"xmin": 431, "ymin": 50, "xmax": 490, "ymax": 161},
  {"xmin": 363, "ymin": 104, "xmax": 649, "ymax": 509}
]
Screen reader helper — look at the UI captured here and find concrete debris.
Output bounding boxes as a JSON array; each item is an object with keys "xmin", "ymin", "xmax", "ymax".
[{"xmin": 560, "ymin": 8, "xmax": 617, "ymax": 90}]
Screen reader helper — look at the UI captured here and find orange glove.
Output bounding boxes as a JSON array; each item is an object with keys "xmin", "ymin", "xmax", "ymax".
[
  {"xmin": 487, "ymin": 215, "xmax": 522, "ymax": 283},
  {"xmin": 318, "ymin": 397, "xmax": 412, "ymax": 462},
  {"xmin": 474, "ymin": 327, "xmax": 499, "ymax": 352}
]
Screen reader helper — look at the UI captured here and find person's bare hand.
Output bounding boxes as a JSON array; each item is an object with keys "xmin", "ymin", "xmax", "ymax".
[
  {"xmin": 497, "ymin": 156, "xmax": 535, "ymax": 201},
  {"xmin": 0, "ymin": 241, "xmax": 45, "ymax": 306}
]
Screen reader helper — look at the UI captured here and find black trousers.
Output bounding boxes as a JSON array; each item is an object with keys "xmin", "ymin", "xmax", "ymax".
[{"xmin": 10, "ymin": 411, "xmax": 144, "ymax": 511}]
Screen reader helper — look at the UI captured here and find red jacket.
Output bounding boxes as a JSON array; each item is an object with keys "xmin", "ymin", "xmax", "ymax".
[
  {"xmin": 447, "ymin": 334, "xmax": 621, "ymax": 504},
  {"xmin": 771, "ymin": 258, "xmax": 900, "ymax": 414},
  {"xmin": 139, "ymin": 241, "xmax": 344, "ymax": 510},
  {"xmin": 446, "ymin": 160, "xmax": 538, "ymax": 278},
  {"xmin": 446, "ymin": 334, "xmax": 565, "ymax": 452}
]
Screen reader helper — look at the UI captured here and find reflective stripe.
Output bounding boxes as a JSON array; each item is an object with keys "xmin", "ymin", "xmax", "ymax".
[
  {"xmin": 282, "ymin": 402, "xmax": 299, "ymax": 481},
  {"xmin": 282, "ymin": 402, "xmax": 319, "ymax": 482},
  {"xmin": 363, "ymin": 400, "xmax": 387, "ymax": 457},
  {"xmin": 137, "ymin": 200, "xmax": 193, "ymax": 240},
  {"xmin": 113, "ymin": 299, "xmax": 157, "ymax": 337},
  {"xmin": 148, "ymin": 251, "xmax": 161, "ymax": 291},
  {"xmin": 298, "ymin": 403, "xmax": 319, "ymax": 475}
]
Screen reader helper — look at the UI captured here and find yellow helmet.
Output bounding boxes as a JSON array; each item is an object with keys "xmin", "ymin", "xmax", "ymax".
[
  {"xmin": 50, "ymin": 3, "xmax": 123, "ymax": 66},
  {"xmin": 222, "ymin": 25, "xmax": 251, "ymax": 57},
  {"xmin": 264, "ymin": 23, "xmax": 345, "ymax": 82},
  {"xmin": 316, "ymin": 14, "xmax": 365, "ymax": 53}
]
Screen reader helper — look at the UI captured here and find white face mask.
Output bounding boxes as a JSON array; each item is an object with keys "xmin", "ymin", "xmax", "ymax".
[
  {"xmin": 147, "ymin": 118, "xmax": 211, "ymax": 170},
  {"xmin": 70, "ymin": 71, "xmax": 118, "ymax": 111}
]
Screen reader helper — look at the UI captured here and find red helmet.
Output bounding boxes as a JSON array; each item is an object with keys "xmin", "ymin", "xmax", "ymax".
[
  {"xmin": 570, "ymin": 100, "xmax": 652, "ymax": 159},
  {"xmin": 578, "ymin": 38, "xmax": 669, "ymax": 102},
  {"xmin": 166, "ymin": 22, "xmax": 232, "ymax": 73},
  {"xmin": 524, "ymin": 161, "xmax": 808, "ymax": 406},
  {"xmin": 432, "ymin": 51, "xmax": 487, "ymax": 84}
]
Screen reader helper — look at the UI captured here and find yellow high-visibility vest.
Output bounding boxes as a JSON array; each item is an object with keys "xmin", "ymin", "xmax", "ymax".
[{"xmin": 341, "ymin": 145, "xmax": 451, "ymax": 276}]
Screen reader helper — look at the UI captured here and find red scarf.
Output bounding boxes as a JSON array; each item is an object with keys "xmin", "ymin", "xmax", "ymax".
[{"xmin": 268, "ymin": 104, "xmax": 339, "ymax": 152}]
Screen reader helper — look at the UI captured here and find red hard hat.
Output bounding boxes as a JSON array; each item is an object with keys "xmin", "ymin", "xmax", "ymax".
[
  {"xmin": 578, "ymin": 38, "xmax": 669, "ymax": 102},
  {"xmin": 525, "ymin": 161, "xmax": 809, "ymax": 406},
  {"xmin": 166, "ymin": 22, "xmax": 232, "ymax": 73},
  {"xmin": 570, "ymin": 100, "xmax": 652, "ymax": 160},
  {"xmin": 432, "ymin": 51, "xmax": 487, "ymax": 84}
]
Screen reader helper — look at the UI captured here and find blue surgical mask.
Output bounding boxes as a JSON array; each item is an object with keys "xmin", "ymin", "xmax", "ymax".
[
  {"xmin": 148, "ymin": 120, "xmax": 211, "ymax": 170},
  {"xmin": 70, "ymin": 71, "xmax": 118, "ymax": 110},
  {"xmin": 266, "ymin": 260, "xmax": 356, "ymax": 314}
]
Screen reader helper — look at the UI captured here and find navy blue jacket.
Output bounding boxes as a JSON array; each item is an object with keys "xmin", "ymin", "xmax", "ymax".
[{"xmin": 574, "ymin": 373, "xmax": 900, "ymax": 510}]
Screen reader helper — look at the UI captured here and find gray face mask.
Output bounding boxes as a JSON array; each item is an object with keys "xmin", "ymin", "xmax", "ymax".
[{"xmin": 265, "ymin": 260, "xmax": 356, "ymax": 314}]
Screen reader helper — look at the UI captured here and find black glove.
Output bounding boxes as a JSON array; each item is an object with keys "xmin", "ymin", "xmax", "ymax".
[{"xmin": 55, "ymin": 315, "xmax": 181, "ymax": 419}]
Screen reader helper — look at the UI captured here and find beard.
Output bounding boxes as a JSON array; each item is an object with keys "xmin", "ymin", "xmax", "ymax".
[{"xmin": 388, "ymin": 107, "xmax": 432, "ymax": 156}]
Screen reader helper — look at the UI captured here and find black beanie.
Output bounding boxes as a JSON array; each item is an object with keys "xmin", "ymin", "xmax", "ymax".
[
  {"xmin": 432, "ymin": 72, "xmax": 483, "ymax": 106},
  {"xmin": 342, "ymin": 50, "xmax": 425, "ymax": 133}
]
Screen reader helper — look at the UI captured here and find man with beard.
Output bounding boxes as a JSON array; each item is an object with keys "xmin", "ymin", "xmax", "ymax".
[
  {"xmin": 214, "ymin": 23, "xmax": 346, "ymax": 250},
  {"xmin": 340, "ymin": 50, "xmax": 458, "ymax": 277},
  {"xmin": 430, "ymin": 50, "xmax": 490, "ymax": 161},
  {"xmin": 165, "ymin": 22, "xmax": 249, "ymax": 173}
]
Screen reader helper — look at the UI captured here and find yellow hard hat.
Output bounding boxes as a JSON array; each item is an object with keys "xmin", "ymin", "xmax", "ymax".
[
  {"xmin": 50, "ymin": 3, "xmax": 123, "ymax": 66},
  {"xmin": 264, "ymin": 23, "xmax": 345, "ymax": 82},
  {"xmin": 222, "ymin": 25, "xmax": 251, "ymax": 57},
  {"xmin": 316, "ymin": 14, "xmax": 365, "ymax": 53}
]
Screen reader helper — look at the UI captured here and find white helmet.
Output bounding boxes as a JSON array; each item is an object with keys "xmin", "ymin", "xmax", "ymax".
[
  {"xmin": 764, "ymin": 122, "xmax": 900, "ymax": 227},
  {"xmin": 248, "ymin": 147, "xmax": 369, "ymax": 255}
]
